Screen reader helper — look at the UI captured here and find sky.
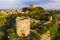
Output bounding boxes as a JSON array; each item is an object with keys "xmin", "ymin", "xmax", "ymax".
[{"xmin": 0, "ymin": 0, "xmax": 60, "ymax": 10}]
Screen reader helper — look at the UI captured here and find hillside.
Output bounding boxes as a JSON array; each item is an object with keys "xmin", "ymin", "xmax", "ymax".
[{"xmin": 0, "ymin": 7, "xmax": 60, "ymax": 40}]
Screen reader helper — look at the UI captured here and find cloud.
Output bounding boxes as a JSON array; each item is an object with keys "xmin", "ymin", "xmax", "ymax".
[
  {"xmin": 22, "ymin": 0, "xmax": 60, "ymax": 9},
  {"xmin": 0, "ymin": 0, "xmax": 60, "ymax": 9},
  {"xmin": 50, "ymin": 0, "xmax": 60, "ymax": 2},
  {"xmin": 40, "ymin": 0, "xmax": 60, "ymax": 9},
  {"xmin": 23, "ymin": 0, "xmax": 54, "ymax": 5},
  {"xmin": 0, "ymin": 0, "xmax": 23, "ymax": 9}
]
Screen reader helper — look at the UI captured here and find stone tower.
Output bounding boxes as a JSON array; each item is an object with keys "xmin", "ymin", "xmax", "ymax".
[
  {"xmin": 16, "ymin": 17, "xmax": 30, "ymax": 36},
  {"xmin": 30, "ymin": 4, "xmax": 36, "ymax": 8}
]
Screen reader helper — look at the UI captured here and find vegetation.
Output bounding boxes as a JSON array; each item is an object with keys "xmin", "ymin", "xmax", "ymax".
[{"xmin": 0, "ymin": 7, "xmax": 60, "ymax": 40}]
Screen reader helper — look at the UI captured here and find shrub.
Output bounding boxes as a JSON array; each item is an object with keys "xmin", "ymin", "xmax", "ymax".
[{"xmin": 50, "ymin": 22, "xmax": 59, "ymax": 40}]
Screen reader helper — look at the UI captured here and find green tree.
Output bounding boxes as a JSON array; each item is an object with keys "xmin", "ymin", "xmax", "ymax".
[{"xmin": 22, "ymin": 7, "xmax": 30, "ymax": 12}]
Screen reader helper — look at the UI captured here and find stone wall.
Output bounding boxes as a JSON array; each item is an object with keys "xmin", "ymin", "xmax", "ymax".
[{"xmin": 16, "ymin": 17, "xmax": 30, "ymax": 37}]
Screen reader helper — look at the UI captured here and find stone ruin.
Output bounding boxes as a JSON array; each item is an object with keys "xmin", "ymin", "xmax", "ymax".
[
  {"xmin": 16, "ymin": 17, "xmax": 30, "ymax": 37},
  {"xmin": 49, "ymin": 16, "xmax": 52, "ymax": 21}
]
